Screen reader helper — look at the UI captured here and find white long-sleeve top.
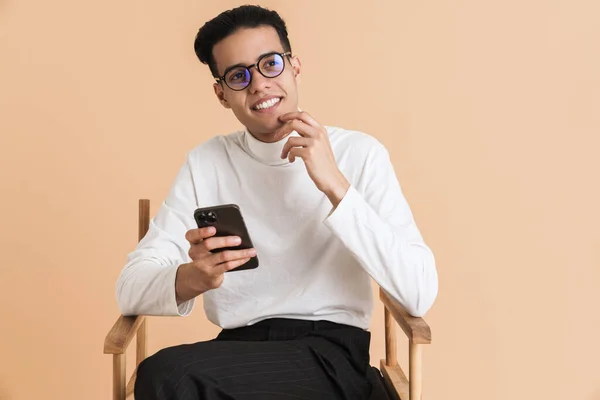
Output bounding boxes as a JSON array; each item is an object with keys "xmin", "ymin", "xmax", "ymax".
[{"xmin": 116, "ymin": 126, "xmax": 438, "ymax": 330}]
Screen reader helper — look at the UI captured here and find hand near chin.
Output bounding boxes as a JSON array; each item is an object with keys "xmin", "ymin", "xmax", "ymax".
[{"xmin": 277, "ymin": 111, "xmax": 350, "ymax": 207}]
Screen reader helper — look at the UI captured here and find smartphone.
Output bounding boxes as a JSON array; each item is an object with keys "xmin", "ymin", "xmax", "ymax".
[{"xmin": 193, "ymin": 204, "xmax": 259, "ymax": 272}]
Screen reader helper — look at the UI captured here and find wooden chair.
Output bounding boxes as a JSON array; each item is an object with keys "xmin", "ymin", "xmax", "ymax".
[{"xmin": 104, "ymin": 199, "xmax": 432, "ymax": 400}]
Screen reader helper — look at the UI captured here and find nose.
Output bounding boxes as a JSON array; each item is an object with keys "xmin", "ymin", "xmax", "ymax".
[{"xmin": 247, "ymin": 67, "xmax": 271, "ymax": 94}]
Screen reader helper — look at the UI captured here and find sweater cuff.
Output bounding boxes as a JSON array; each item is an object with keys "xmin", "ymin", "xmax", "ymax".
[{"xmin": 323, "ymin": 185, "xmax": 362, "ymax": 231}]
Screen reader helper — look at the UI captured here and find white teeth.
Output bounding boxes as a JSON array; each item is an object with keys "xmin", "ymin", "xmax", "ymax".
[{"xmin": 254, "ymin": 97, "xmax": 281, "ymax": 110}]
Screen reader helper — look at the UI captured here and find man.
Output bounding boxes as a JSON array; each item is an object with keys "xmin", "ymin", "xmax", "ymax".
[{"xmin": 116, "ymin": 5, "xmax": 438, "ymax": 400}]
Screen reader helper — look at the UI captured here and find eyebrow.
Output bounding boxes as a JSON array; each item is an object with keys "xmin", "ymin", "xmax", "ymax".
[{"xmin": 221, "ymin": 50, "xmax": 280, "ymax": 75}]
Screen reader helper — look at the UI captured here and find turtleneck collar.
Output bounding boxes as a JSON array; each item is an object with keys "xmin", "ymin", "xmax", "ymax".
[{"xmin": 241, "ymin": 127, "xmax": 301, "ymax": 166}]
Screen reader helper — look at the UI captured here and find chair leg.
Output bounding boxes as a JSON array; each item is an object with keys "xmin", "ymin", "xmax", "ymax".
[
  {"xmin": 409, "ymin": 340, "xmax": 422, "ymax": 400},
  {"xmin": 136, "ymin": 318, "xmax": 147, "ymax": 366},
  {"xmin": 113, "ymin": 353, "xmax": 126, "ymax": 400},
  {"xmin": 384, "ymin": 308, "xmax": 398, "ymax": 366}
]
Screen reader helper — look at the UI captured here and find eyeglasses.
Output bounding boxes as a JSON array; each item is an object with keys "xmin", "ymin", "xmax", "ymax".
[{"xmin": 215, "ymin": 51, "xmax": 292, "ymax": 91}]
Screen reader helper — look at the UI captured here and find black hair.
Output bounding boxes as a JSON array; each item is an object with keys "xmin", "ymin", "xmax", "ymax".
[{"xmin": 193, "ymin": 5, "xmax": 292, "ymax": 78}]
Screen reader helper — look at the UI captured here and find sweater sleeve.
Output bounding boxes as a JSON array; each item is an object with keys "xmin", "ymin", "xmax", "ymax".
[
  {"xmin": 115, "ymin": 153, "xmax": 199, "ymax": 317},
  {"xmin": 323, "ymin": 142, "xmax": 438, "ymax": 317}
]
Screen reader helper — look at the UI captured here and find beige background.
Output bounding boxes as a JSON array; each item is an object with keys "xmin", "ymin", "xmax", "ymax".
[{"xmin": 1, "ymin": 0, "xmax": 599, "ymax": 399}]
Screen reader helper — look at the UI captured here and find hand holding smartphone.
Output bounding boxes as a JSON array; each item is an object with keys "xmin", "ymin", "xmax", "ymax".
[
  {"xmin": 176, "ymin": 204, "xmax": 258, "ymax": 303},
  {"xmin": 193, "ymin": 204, "xmax": 259, "ymax": 272}
]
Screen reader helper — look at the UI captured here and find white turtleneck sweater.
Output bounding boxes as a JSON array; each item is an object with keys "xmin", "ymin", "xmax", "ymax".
[{"xmin": 116, "ymin": 126, "xmax": 438, "ymax": 330}]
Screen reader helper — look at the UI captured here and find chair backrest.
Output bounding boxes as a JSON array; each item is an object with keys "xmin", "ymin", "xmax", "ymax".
[{"xmin": 138, "ymin": 199, "xmax": 150, "ymax": 242}]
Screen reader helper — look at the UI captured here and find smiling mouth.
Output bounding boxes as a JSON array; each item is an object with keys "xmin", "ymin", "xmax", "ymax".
[{"xmin": 252, "ymin": 97, "xmax": 282, "ymax": 111}]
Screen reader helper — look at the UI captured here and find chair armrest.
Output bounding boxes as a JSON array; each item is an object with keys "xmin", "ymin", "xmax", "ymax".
[
  {"xmin": 104, "ymin": 315, "xmax": 146, "ymax": 354},
  {"xmin": 379, "ymin": 288, "xmax": 431, "ymax": 344}
]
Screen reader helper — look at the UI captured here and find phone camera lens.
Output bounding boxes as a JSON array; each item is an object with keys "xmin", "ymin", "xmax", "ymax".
[{"xmin": 207, "ymin": 212, "xmax": 217, "ymax": 223}]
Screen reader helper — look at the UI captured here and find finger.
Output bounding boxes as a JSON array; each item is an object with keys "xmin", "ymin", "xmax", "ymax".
[
  {"xmin": 185, "ymin": 226, "xmax": 216, "ymax": 244},
  {"xmin": 279, "ymin": 111, "xmax": 319, "ymax": 128},
  {"xmin": 188, "ymin": 246, "xmax": 201, "ymax": 261},
  {"xmin": 288, "ymin": 147, "xmax": 309, "ymax": 163},
  {"xmin": 211, "ymin": 248, "xmax": 257, "ymax": 266},
  {"xmin": 214, "ymin": 257, "xmax": 252, "ymax": 275},
  {"xmin": 189, "ymin": 237, "xmax": 229, "ymax": 260},
  {"xmin": 202, "ymin": 235, "xmax": 242, "ymax": 252},
  {"xmin": 274, "ymin": 119, "xmax": 314, "ymax": 139},
  {"xmin": 280, "ymin": 137, "xmax": 311, "ymax": 159}
]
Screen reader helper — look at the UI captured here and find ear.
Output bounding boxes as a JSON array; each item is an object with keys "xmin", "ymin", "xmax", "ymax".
[
  {"xmin": 213, "ymin": 82, "xmax": 231, "ymax": 109},
  {"xmin": 290, "ymin": 55, "xmax": 302, "ymax": 83}
]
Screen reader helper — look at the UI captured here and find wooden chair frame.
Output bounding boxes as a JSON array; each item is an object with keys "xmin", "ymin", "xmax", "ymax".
[{"xmin": 104, "ymin": 199, "xmax": 432, "ymax": 399}]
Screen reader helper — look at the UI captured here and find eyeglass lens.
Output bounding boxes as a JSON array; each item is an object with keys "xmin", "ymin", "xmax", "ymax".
[{"xmin": 224, "ymin": 53, "xmax": 285, "ymax": 90}]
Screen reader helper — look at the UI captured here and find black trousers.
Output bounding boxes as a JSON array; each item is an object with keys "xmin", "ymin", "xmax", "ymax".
[{"xmin": 134, "ymin": 318, "xmax": 378, "ymax": 400}]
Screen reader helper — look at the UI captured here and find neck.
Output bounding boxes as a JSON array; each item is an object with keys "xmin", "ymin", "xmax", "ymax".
[
  {"xmin": 242, "ymin": 127, "xmax": 300, "ymax": 166},
  {"xmin": 247, "ymin": 129, "xmax": 290, "ymax": 144}
]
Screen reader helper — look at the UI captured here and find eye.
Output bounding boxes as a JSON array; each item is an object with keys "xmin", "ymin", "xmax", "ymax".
[
  {"xmin": 226, "ymin": 68, "xmax": 248, "ymax": 83},
  {"xmin": 262, "ymin": 55, "xmax": 282, "ymax": 71},
  {"xmin": 231, "ymin": 72, "xmax": 245, "ymax": 81}
]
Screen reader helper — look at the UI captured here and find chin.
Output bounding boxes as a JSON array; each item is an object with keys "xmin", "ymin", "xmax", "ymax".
[
  {"xmin": 248, "ymin": 116, "xmax": 284, "ymax": 134},
  {"xmin": 238, "ymin": 102, "xmax": 296, "ymax": 139}
]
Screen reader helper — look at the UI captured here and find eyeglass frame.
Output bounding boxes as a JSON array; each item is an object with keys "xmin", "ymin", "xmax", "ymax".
[{"xmin": 214, "ymin": 51, "xmax": 293, "ymax": 91}]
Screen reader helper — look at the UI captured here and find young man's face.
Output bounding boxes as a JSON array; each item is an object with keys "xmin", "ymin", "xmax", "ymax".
[{"xmin": 212, "ymin": 26, "xmax": 301, "ymax": 143}]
